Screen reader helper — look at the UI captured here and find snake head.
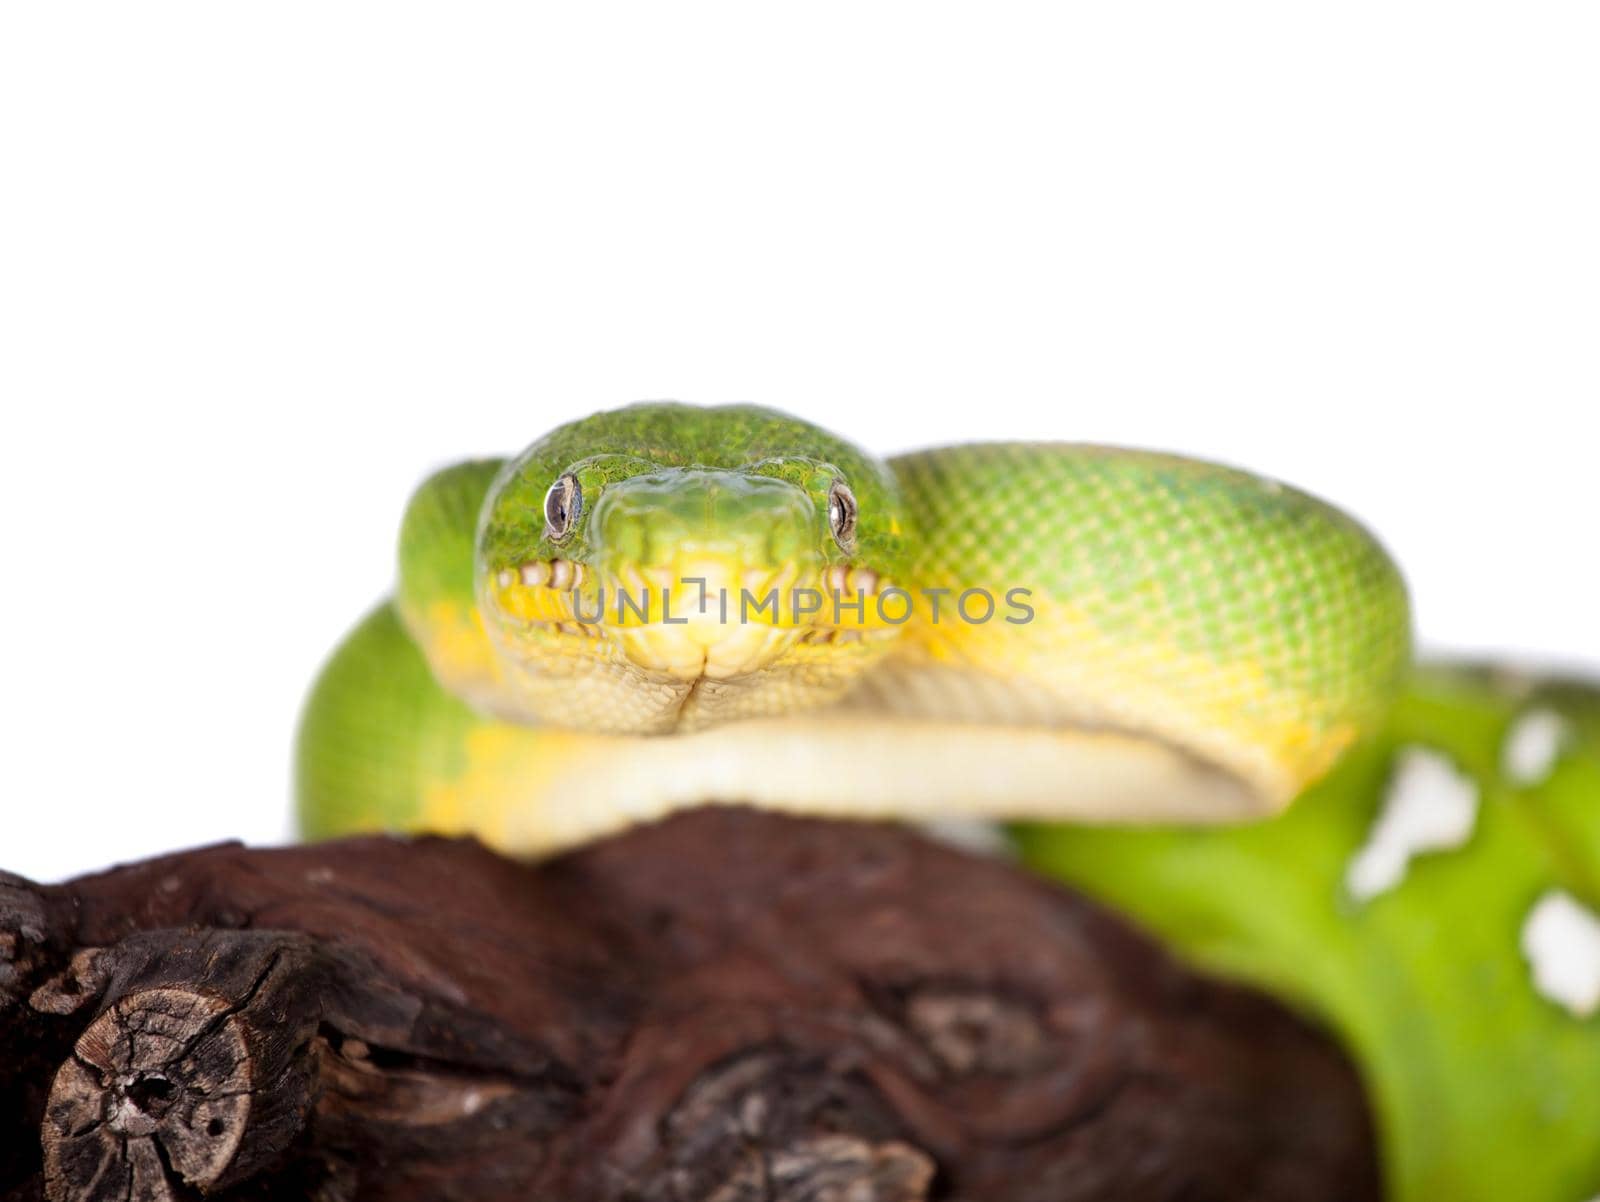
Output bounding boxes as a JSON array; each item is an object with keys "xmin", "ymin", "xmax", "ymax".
[{"xmin": 475, "ymin": 403, "xmax": 909, "ymax": 733}]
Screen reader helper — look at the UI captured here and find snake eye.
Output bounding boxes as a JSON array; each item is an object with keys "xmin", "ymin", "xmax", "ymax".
[
  {"xmin": 543, "ymin": 473, "xmax": 582, "ymax": 541},
  {"xmin": 827, "ymin": 480, "xmax": 858, "ymax": 551}
]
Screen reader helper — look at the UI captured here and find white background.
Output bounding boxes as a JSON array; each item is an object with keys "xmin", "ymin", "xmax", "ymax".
[{"xmin": 2, "ymin": 4, "xmax": 1596, "ymax": 881}]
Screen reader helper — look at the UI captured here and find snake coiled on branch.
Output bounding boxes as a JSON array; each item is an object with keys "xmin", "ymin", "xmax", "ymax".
[{"xmin": 297, "ymin": 401, "xmax": 1600, "ymax": 1202}]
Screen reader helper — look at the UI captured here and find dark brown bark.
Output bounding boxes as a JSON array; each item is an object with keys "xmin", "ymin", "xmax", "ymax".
[{"xmin": 1, "ymin": 809, "xmax": 1381, "ymax": 1201}]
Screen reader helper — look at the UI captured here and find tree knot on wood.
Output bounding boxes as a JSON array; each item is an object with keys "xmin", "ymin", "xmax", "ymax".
[
  {"xmin": 41, "ymin": 934, "xmax": 324, "ymax": 1202},
  {"xmin": 31, "ymin": 949, "xmax": 112, "ymax": 1017},
  {"xmin": 657, "ymin": 1048, "xmax": 936, "ymax": 1202},
  {"xmin": 1, "ymin": 870, "xmax": 67, "ymax": 1012},
  {"xmin": 900, "ymin": 988, "xmax": 1049, "ymax": 1077},
  {"xmin": 45, "ymin": 989, "xmax": 260, "ymax": 1200}
]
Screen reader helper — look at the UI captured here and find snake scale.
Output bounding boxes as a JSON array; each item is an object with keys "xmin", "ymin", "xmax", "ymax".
[{"xmin": 298, "ymin": 402, "xmax": 1599, "ymax": 1201}]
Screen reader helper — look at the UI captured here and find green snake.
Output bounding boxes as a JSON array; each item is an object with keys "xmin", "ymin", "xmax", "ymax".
[{"xmin": 299, "ymin": 402, "xmax": 1599, "ymax": 1200}]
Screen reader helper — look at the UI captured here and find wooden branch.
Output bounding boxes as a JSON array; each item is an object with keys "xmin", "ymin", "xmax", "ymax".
[{"xmin": 1, "ymin": 809, "xmax": 1380, "ymax": 1201}]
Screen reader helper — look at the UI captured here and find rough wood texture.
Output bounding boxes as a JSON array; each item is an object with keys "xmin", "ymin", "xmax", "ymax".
[{"xmin": 1, "ymin": 809, "xmax": 1381, "ymax": 1201}]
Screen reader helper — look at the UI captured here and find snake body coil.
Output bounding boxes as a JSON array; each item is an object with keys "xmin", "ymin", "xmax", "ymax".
[
  {"xmin": 299, "ymin": 402, "xmax": 1410, "ymax": 850},
  {"xmin": 297, "ymin": 401, "xmax": 1600, "ymax": 1201}
]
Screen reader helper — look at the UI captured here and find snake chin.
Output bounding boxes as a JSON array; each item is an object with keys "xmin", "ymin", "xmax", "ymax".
[{"xmin": 478, "ymin": 558, "xmax": 901, "ymax": 731}]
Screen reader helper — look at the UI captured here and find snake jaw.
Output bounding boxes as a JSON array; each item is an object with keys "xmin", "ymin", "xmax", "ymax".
[
  {"xmin": 479, "ymin": 548, "xmax": 903, "ymax": 730},
  {"xmin": 491, "ymin": 557, "xmax": 894, "ymax": 676}
]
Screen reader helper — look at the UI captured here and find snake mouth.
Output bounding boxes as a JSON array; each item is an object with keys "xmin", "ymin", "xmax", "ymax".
[{"xmin": 488, "ymin": 557, "xmax": 898, "ymax": 682}]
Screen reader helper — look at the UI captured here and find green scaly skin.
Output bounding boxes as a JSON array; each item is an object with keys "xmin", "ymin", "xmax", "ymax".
[
  {"xmin": 296, "ymin": 401, "xmax": 1597, "ymax": 1198},
  {"xmin": 479, "ymin": 403, "xmax": 906, "ymax": 588}
]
